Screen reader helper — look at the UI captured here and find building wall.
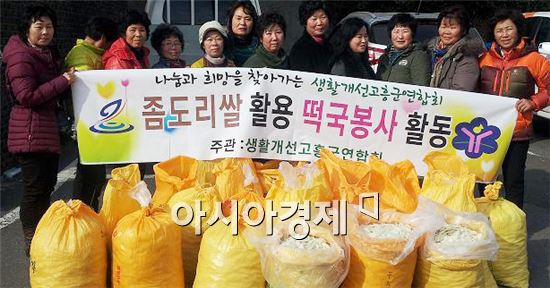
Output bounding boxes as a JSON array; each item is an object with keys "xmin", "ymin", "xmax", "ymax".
[{"xmin": 1, "ymin": 0, "xmax": 146, "ymax": 173}]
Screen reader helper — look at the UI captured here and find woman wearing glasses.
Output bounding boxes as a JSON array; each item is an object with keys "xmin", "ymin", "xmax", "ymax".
[{"xmin": 151, "ymin": 24, "xmax": 187, "ymax": 68}]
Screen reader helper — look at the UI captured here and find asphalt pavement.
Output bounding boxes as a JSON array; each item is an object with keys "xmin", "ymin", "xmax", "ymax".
[{"xmin": 1, "ymin": 119, "xmax": 549, "ymax": 287}]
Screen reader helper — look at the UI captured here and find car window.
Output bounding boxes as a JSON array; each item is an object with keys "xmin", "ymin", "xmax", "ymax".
[
  {"xmin": 536, "ymin": 18, "xmax": 550, "ymax": 45},
  {"xmin": 370, "ymin": 20, "xmax": 438, "ymax": 46},
  {"xmin": 526, "ymin": 17, "xmax": 541, "ymax": 41},
  {"xmin": 164, "ymin": 0, "xmax": 191, "ymax": 24}
]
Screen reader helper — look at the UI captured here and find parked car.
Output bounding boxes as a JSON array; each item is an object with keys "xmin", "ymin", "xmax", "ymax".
[
  {"xmin": 342, "ymin": 12, "xmax": 486, "ymax": 72},
  {"xmin": 524, "ymin": 11, "xmax": 550, "ymax": 120}
]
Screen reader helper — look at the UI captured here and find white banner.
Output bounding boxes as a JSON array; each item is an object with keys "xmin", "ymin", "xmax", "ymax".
[{"xmin": 72, "ymin": 68, "xmax": 517, "ymax": 181}]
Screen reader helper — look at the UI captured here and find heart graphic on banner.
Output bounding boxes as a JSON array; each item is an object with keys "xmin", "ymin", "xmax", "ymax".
[
  {"xmin": 401, "ymin": 98, "xmax": 421, "ymax": 113},
  {"xmin": 481, "ymin": 160, "xmax": 495, "ymax": 172}
]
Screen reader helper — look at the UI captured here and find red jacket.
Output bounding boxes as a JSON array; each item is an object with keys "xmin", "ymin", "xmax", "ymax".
[
  {"xmin": 102, "ymin": 37, "xmax": 150, "ymax": 69},
  {"xmin": 479, "ymin": 39, "xmax": 550, "ymax": 140},
  {"xmin": 3, "ymin": 35, "xmax": 69, "ymax": 154}
]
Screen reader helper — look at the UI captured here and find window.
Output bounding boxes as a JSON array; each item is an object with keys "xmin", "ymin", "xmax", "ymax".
[
  {"xmin": 526, "ymin": 17, "xmax": 540, "ymax": 41},
  {"xmin": 163, "ymin": 0, "xmax": 235, "ymax": 25},
  {"xmin": 535, "ymin": 18, "xmax": 550, "ymax": 45}
]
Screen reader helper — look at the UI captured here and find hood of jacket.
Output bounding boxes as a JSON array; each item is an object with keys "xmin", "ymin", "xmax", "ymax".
[
  {"xmin": 487, "ymin": 38, "xmax": 537, "ymax": 61},
  {"xmin": 3, "ymin": 35, "xmax": 55, "ymax": 66},
  {"xmin": 428, "ymin": 33, "xmax": 485, "ymax": 58},
  {"xmin": 103, "ymin": 37, "xmax": 150, "ymax": 66}
]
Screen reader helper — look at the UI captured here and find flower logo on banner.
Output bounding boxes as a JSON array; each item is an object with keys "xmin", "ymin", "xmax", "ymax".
[{"xmin": 452, "ymin": 117, "xmax": 501, "ymax": 159}]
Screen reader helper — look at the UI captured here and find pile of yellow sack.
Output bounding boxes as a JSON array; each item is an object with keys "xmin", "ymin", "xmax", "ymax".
[{"xmin": 28, "ymin": 149, "xmax": 527, "ymax": 288}]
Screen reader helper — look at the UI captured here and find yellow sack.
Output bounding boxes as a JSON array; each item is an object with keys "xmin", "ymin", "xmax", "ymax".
[
  {"xmin": 245, "ymin": 223, "xmax": 349, "ymax": 288},
  {"xmin": 99, "ymin": 163, "xmax": 142, "ymax": 247},
  {"xmin": 343, "ymin": 206, "xmax": 434, "ymax": 288},
  {"xmin": 266, "ymin": 161, "xmax": 333, "ymax": 216},
  {"xmin": 213, "ymin": 158, "xmax": 264, "ymax": 200},
  {"xmin": 368, "ymin": 156, "xmax": 420, "ymax": 213},
  {"xmin": 319, "ymin": 148, "xmax": 372, "ymax": 203},
  {"xmin": 196, "ymin": 159, "xmax": 220, "ymax": 186},
  {"xmin": 421, "ymin": 152, "xmax": 477, "ymax": 212},
  {"xmin": 475, "ymin": 182, "xmax": 529, "ymax": 288},
  {"xmin": 413, "ymin": 199, "xmax": 498, "ymax": 288},
  {"xmin": 255, "ymin": 160, "xmax": 282, "ymax": 195},
  {"xmin": 344, "ymin": 245, "xmax": 417, "ymax": 288},
  {"xmin": 112, "ymin": 182, "xmax": 184, "ymax": 287},
  {"xmin": 168, "ymin": 185, "xmax": 220, "ymax": 288},
  {"xmin": 30, "ymin": 200, "xmax": 107, "ymax": 288},
  {"xmin": 194, "ymin": 190, "xmax": 265, "ymax": 288},
  {"xmin": 152, "ymin": 155, "xmax": 198, "ymax": 205}
]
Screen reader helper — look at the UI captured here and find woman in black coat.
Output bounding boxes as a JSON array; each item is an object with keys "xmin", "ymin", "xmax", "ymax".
[
  {"xmin": 289, "ymin": 0, "xmax": 332, "ymax": 74},
  {"xmin": 328, "ymin": 17, "xmax": 375, "ymax": 79}
]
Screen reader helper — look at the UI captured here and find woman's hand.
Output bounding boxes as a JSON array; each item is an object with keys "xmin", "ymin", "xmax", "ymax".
[
  {"xmin": 516, "ymin": 98, "xmax": 535, "ymax": 113},
  {"xmin": 63, "ymin": 67, "xmax": 76, "ymax": 85}
]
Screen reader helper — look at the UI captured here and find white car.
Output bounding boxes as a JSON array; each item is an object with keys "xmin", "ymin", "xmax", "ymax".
[{"xmin": 524, "ymin": 12, "xmax": 550, "ymax": 120}]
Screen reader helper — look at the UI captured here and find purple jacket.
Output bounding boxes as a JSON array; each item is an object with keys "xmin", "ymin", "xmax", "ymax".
[{"xmin": 3, "ymin": 35, "xmax": 69, "ymax": 154}]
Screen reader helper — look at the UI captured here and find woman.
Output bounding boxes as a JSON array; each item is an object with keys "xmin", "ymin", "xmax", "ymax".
[
  {"xmin": 427, "ymin": 5, "xmax": 484, "ymax": 91},
  {"xmin": 65, "ymin": 16, "xmax": 117, "ymax": 211},
  {"xmin": 376, "ymin": 13, "xmax": 431, "ymax": 86},
  {"xmin": 2, "ymin": 4, "xmax": 75, "ymax": 255},
  {"xmin": 225, "ymin": 1, "xmax": 259, "ymax": 67},
  {"xmin": 289, "ymin": 0, "xmax": 332, "ymax": 74},
  {"xmin": 328, "ymin": 17, "xmax": 375, "ymax": 79},
  {"xmin": 151, "ymin": 24, "xmax": 186, "ymax": 68},
  {"xmin": 191, "ymin": 20, "xmax": 235, "ymax": 68},
  {"xmin": 103, "ymin": 10, "xmax": 151, "ymax": 178},
  {"xmin": 479, "ymin": 9, "xmax": 550, "ymax": 209},
  {"xmin": 243, "ymin": 12, "xmax": 289, "ymax": 69},
  {"xmin": 103, "ymin": 10, "xmax": 151, "ymax": 69}
]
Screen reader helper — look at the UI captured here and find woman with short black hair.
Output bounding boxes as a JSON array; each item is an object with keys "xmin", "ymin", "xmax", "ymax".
[
  {"xmin": 225, "ymin": 1, "xmax": 259, "ymax": 66},
  {"xmin": 243, "ymin": 12, "xmax": 288, "ymax": 69},
  {"xmin": 103, "ymin": 9, "xmax": 151, "ymax": 69},
  {"xmin": 479, "ymin": 8, "xmax": 550, "ymax": 209},
  {"xmin": 328, "ymin": 17, "xmax": 375, "ymax": 79},
  {"xmin": 3, "ymin": 4, "xmax": 76, "ymax": 256},
  {"xmin": 289, "ymin": 0, "xmax": 332, "ymax": 73},
  {"xmin": 376, "ymin": 13, "xmax": 431, "ymax": 86},
  {"xmin": 151, "ymin": 24, "xmax": 186, "ymax": 68},
  {"xmin": 427, "ymin": 5, "xmax": 484, "ymax": 91}
]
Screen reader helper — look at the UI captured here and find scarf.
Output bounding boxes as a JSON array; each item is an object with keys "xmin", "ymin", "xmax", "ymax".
[
  {"xmin": 204, "ymin": 54, "xmax": 228, "ymax": 67},
  {"xmin": 388, "ymin": 46, "xmax": 405, "ymax": 65}
]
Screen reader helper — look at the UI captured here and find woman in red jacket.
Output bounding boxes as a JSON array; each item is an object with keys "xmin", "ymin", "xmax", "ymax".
[
  {"xmin": 103, "ymin": 10, "xmax": 151, "ymax": 69},
  {"xmin": 2, "ymin": 4, "xmax": 75, "ymax": 255},
  {"xmin": 479, "ymin": 9, "xmax": 550, "ymax": 208}
]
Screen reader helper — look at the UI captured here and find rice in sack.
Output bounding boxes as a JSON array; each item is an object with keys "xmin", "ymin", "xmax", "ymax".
[
  {"xmin": 475, "ymin": 182, "xmax": 529, "ymax": 288},
  {"xmin": 112, "ymin": 182, "xmax": 184, "ymax": 287},
  {"xmin": 152, "ymin": 155, "xmax": 198, "ymax": 206},
  {"xmin": 167, "ymin": 185, "xmax": 220, "ymax": 288},
  {"xmin": 30, "ymin": 200, "xmax": 107, "ymax": 288},
  {"xmin": 247, "ymin": 224, "xmax": 349, "ymax": 288},
  {"xmin": 266, "ymin": 161, "xmax": 333, "ymax": 217},
  {"xmin": 343, "ymin": 206, "xmax": 433, "ymax": 288},
  {"xmin": 193, "ymin": 190, "xmax": 265, "ymax": 288},
  {"xmin": 413, "ymin": 198, "xmax": 498, "ymax": 288}
]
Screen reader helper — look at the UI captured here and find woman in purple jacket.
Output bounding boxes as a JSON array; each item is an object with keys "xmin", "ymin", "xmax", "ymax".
[{"xmin": 2, "ymin": 4, "xmax": 75, "ymax": 256}]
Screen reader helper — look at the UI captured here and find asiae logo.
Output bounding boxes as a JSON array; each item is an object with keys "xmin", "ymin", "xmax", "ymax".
[
  {"xmin": 452, "ymin": 117, "xmax": 500, "ymax": 159},
  {"xmin": 89, "ymin": 99, "xmax": 134, "ymax": 134}
]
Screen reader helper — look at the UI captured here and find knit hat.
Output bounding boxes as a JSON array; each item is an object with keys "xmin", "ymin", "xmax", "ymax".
[{"xmin": 198, "ymin": 20, "xmax": 227, "ymax": 44}]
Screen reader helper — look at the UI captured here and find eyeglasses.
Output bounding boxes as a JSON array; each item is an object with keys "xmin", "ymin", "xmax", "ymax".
[{"xmin": 162, "ymin": 41, "xmax": 183, "ymax": 48}]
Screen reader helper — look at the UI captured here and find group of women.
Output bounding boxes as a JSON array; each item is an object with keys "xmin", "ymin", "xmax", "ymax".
[{"xmin": 3, "ymin": 1, "xmax": 549, "ymax": 256}]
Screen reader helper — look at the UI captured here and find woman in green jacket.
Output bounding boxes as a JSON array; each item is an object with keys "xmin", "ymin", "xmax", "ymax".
[
  {"xmin": 376, "ymin": 13, "xmax": 431, "ymax": 86},
  {"xmin": 243, "ymin": 12, "xmax": 289, "ymax": 69}
]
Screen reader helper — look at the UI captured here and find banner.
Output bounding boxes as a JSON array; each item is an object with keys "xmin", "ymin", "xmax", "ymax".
[{"xmin": 72, "ymin": 68, "xmax": 516, "ymax": 182}]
